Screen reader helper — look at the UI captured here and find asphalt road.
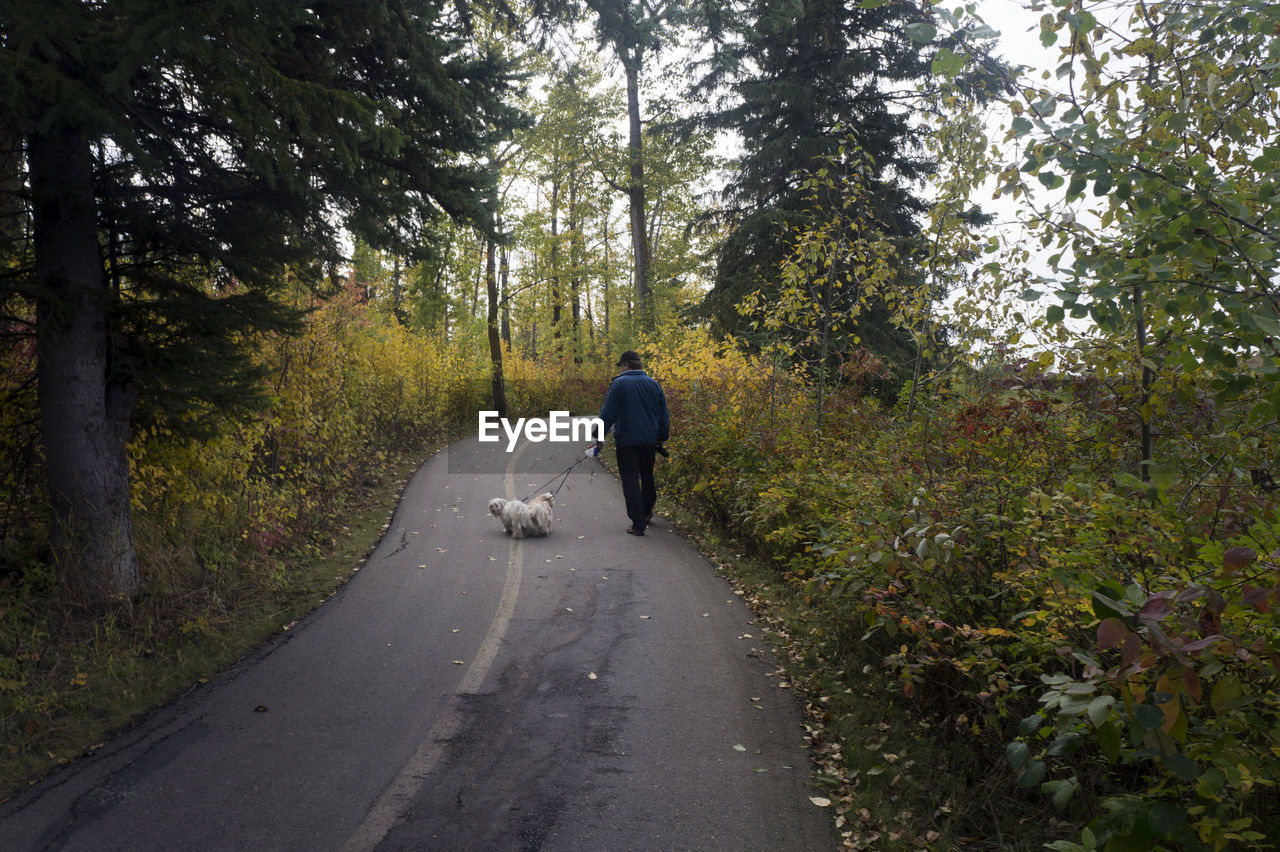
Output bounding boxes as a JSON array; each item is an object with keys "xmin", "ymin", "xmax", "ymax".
[{"xmin": 0, "ymin": 434, "xmax": 838, "ymax": 851}]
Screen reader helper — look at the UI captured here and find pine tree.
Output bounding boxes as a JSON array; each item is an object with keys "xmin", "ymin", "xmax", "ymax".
[
  {"xmin": 694, "ymin": 0, "xmax": 935, "ymax": 361},
  {"xmin": 1, "ymin": 0, "xmax": 524, "ymax": 603}
]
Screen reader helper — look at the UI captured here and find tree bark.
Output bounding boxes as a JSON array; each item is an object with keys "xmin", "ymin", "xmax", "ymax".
[
  {"xmin": 485, "ymin": 236, "xmax": 507, "ymax": 418},
  {"xmin": 549, "ymin": 175, "xmax": 563, "ymax": 349},
  {"xmin": 1135, "ymin": 281, "xmax": 1154, "ymax": 481},
  {"xmin": 391, "ymin": 253, "xmax": 405, "ymax": 326},
  {"xmin": 623, "ymin": 47, "xmax": 652, "ymax": 326},
  {"xmin": 568, "ymin": 168, "xmax": 583, "ymax": 361},
  {"xmin": 602, "ymin": 207, "xmax": 611, "ymax": 350},
  {"xmin": 30, "ymin": 126, "xmax": 141, "ymax": 603},
  {"xmin": 499, "ymin": 242, "xmax": 511, "ymax": 347}
]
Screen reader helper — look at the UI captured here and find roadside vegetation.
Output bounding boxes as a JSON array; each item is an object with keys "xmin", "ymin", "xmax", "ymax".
[{"xmin": 648, "ymin": 329, "xmax": 1279, "ymax": 849}]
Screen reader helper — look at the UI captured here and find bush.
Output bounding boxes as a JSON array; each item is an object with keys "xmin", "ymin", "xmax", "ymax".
[{"xmin": 649, "ymin": 333, "xmax": 1280, "ymax": 849}]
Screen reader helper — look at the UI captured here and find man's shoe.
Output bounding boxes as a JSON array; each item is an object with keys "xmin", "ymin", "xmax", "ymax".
[{"xmin": 626, "ymin": 526, "xmax": 645, "ymax": 536}]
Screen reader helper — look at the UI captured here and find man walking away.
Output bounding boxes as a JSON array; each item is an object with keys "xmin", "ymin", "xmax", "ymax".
[{"xmin": 597, "ymin": 350, "xmax": 669, "ymax": 536}]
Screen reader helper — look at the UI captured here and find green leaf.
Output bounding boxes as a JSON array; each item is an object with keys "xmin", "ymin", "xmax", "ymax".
[
  {"xmin": 931, "ymin": 47, "xmax": 965, "ymax": 78},
  {"xmin": 1087, "ymin": 695, "xmax": 1115, "ymax": 727},
  {"xmin": 1037, "ymin": 171, "xmax": 1065, "ymax": 190},
  {"xmin": 1046, "ymin": 733, "xmax": 1082, "ymax": 756},
  {"xmin": 1092, "ymin": 590, "xmax": 1132, "ymax": 619},
  {"xmin": 1135, "ymin": 703, "xmax": 1164, "ymax": 730},
  {"xmin": 1211, "ymin": 675, "xmax": 1243, "ymax": 714},
  {"xmin": 1197, "ymin": 767, "xmax": 1227, "ymax": 797},
  {"xmin": 1016, "ymin": 760, "xmax": 1047, "ymax": 787},
  {"xmin": 1097, "ymin": 721, "xmax": 1121, "ymax": 762},
  {"xmin": 1161, "ymin": 753, "xmax": 1199, "ymax": 782},
  {"xmin": 1045, "ymin": 777, "xmax": 1078, "ymax": 809},
  {"xmin": 1148, "ymin": 463, "xmax": 1178, "ymax": 490},
  {"xmin": 1046, "ymin": 304, "xmax": 1065, "ymax": 324},
  {"xmin": 1150, "ymin": 801, "xmax": 1188, "ymax": 838},
  {"xmin": 905, "ymin": 21, "xmax": 937, "ymax": 42},
  {"xmin": 1019, "ymin": 713, "xmax": 1044, "ymax": 736},
  {"xmin": 1006, "ymin": 740, "xmax": 1029, "ymax": 768}
]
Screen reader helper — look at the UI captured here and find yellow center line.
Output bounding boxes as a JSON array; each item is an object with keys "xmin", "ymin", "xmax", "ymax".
[
  {"xmin": 455, "ymin": 441, "xmax": 526, "ymax": 695},
  {"xmin": 343, "ymin": 441, "xmax": 526, "ymax": 849}
]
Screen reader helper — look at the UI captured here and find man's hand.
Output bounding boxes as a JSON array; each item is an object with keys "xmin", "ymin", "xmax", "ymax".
[
  {"xmin": 655, "ymin": 443, "xmax": 668, "ymax": 458},
  {"xmin": 592, "ymin": 441, "xmax": 603, "ymax": 457}
]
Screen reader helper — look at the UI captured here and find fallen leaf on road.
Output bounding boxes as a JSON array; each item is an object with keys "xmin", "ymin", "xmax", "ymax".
[
  {"xmin": 810, "ymin": 797, "xmax": 832, "ymax": 808},
  {"xmin": 588, "ymin": 672, "xmax": 598, "ymax": 680},
  {"xmin": 733, "ymin": 744, "xmax": 746, "ymax": 752},
  {"xmin": 451, "ymin": 629, "xmax": 460, "ymax": 633},
  {"xmin": 452, "ymin": 660, "xmax": 465, "ymax": 665},
  {"xmin": 640, "ymin": 615, "xmax": 651, "ymax": 619},
  {"xmin": 255, "ymin": 705, "xmax": 269, "ymax": 713},
  {"xmin": 417, "ymin": 564, "xmax": 427, "ymax": 569},
  {"xmin": 436, "ymin": 548, "xmax": 447, "ymax": 553}
]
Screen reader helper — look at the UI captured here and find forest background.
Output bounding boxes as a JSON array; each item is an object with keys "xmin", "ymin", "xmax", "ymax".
[{"xmin": 2, "ymin": 0, "xmax": 1279, "ymax": 849}]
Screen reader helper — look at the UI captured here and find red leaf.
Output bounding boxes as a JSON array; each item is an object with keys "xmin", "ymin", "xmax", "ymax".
[
  {"xmin": 1122, "ymin": 631, "xmax": 1143, "ymax": 664},
  {"xmin": 1180, "ymin": 635, "xmax": 1226, "ymax": 655},
  {"xmin": 1223, "ymin": 546, "xmax": 1257, "ymax": 573},
  {"xmin": 1182, "ymin": 666, "xmax": 1203, "ymax": 703},
  {"xmin": 1242, "ymin": 585, "xmax": 1272, "ymax": 613},
  {"xmin": 1174, "ymin": 586, "xmax": 1206, "ymax": 605},
  {"xmin": 1138, "ymin": 594, "xmax": 1173, "ymax": 622},
  {"xmin": 1097, "ymin": 617, "xmax": 1128, "ymax": 649},
  {"xmin": 1198, "ymin": 607, "xmax": 1222, "ymax": 636}
]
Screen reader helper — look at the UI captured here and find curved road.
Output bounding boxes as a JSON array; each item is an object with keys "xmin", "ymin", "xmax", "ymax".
[{"xmin": 0, "ymin": 436, "xmax": 837, "ymax": 851}]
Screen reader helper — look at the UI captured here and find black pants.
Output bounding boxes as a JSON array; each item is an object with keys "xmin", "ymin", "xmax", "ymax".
[{"xmin": 615, "ymin": 444, "xmax": 657, "ymax": 530}]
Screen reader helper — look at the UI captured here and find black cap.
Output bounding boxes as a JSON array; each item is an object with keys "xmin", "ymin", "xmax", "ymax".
[{"xmin": 616, "ymin": 350, "xmax": 641, "ymax": 367}]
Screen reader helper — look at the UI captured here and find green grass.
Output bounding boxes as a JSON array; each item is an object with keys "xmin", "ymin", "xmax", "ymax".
[{"xmin": 0, "ymin": 445, "xmax": 436, "ymax": 802}]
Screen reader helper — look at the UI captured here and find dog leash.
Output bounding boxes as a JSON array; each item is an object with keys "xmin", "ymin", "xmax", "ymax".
[{"xmin": 519, "ymin": 452, "xmax": 600, "ymax": 502}]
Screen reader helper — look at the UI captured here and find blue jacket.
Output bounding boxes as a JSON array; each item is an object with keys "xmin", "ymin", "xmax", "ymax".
[{"xmin": 599, "ymin": 370, "xmax": 670, "ymax": 448}]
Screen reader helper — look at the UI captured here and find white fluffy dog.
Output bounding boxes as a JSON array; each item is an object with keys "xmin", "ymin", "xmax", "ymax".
[{"xmin": 488, "ymin": 492, "xmax": 554, "ymax": 539}]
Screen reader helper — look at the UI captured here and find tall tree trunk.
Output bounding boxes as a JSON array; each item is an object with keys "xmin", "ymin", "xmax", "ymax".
[
  {"xmin": 623, "ymin": 47, "xmax": 652, "ymax": 327},
  {"xmin": 30, "ymin": 126, "xmax": 140, "ymax": 603},
  {"xmin": 1, "ymin": 128, "xmax": 26, "ymax": 249},
  {"xmin": 549, "ymin": 176, "xmax": 563, "ymax": 349},
  {"xmin": 470, "ymin": 238, "xmax": 482, "ymax": 318},
  {"xmin": 1135, "ymin": 281, "xmax": 1154, "ymax": 481},
  {"xmin": 391, "ymin": 253, "xmax": 405, "ymax": 326},
  {"xmin": 568, "ymin": 168, "xmax": 583, "ymax": 362},
  {"xmin": 602, "ymin": 207, "xmax": 611, "ymax": 353},
  {"xmin": 486, "ymin": 237, "xmax": 507, "ymax": 418},
  {"xmin": 499, "ymin": 242, "xmax": 511, "ymax": 347}
]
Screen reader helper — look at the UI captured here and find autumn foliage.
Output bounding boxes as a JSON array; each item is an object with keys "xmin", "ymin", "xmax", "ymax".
[{"xmin": 647, "ymin": 330, "xmax": 1280, "ymax": 849}]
